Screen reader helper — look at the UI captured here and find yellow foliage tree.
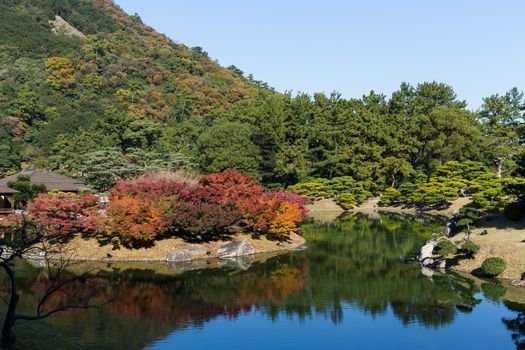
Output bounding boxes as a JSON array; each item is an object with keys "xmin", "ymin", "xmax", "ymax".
[{"xmin": 44, "ymin": 56, "xmax": 76, "ymax": 92}]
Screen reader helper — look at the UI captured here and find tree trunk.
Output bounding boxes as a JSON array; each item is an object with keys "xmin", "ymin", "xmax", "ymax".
[
  {"xmin": 1, "ymin": 264, "xmax": 18, "ymax": 350},
  {"xmin": 496, "ymin": 160, "xmax": 503, "ymax": 178}
]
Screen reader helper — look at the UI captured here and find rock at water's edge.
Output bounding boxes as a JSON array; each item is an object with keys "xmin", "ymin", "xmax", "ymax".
[
  {"xmin": 217, "ymin": 239, "xmax": 255, "ymax": 258},
  {"xmin": 419, "ymin": 241, "xmax": 436, "ymax": 267},
  {"xmin": 166, "ymin": 249, "xmax": 192, "ymax": 262}
]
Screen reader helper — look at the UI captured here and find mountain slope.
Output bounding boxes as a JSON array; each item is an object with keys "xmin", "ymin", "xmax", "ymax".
[{"xmin": 0, "ymin": 0, "xmax": 260, "ymax": 159}]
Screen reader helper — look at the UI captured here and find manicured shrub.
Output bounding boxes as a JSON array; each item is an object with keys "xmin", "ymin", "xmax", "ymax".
[
  {"xmin": 287, "ymin": 176, "xmax": 372, "ymax": 207},
  {"xmin": 104, "ymin": 195, "xmax": 170, "ymax": 248},
  {"xmin": 335, "ymin": 192, "xmax": 357, "ymax": 209},
  {"xmin": 27, "ymin": 193, "xmax": 99, "ymax": 237},
  {"xmin": 481, "ymin": 257, "xmax": 507, "ymax": 277},
  {"xmin": 460, "ymin": 240, "xmax": 480, "ymax": 258},
  {"xmin": 168, "ymin": 186, "xmax": 242, "ymax": 241},
  {"xmin": 201, "ymin": 170, "xmax": 308, "ymax": 236},
  {"xmin": 264, "ymin": 191, "xmax": 308, "ymax": 236},
  {"xmin": 434, "ymin": 239, "xmax": 457, "ymax": 256},
  {"xmin": 200, "ymin": 170, "xmax": 264, "ymax": 200},
  {"xmin": 104, "ymin": 175, "xmax": 187, "ymax": 247},
  {"xmin": 381, "ymin": 187, "xmax": 401, "ymax": 205}
]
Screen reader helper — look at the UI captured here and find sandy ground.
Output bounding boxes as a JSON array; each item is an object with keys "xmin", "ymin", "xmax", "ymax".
[
  {"xmin": 61, "ymin": 232, "xmax": 306, "ymax": 262},
  {"xmin": 448, "ymin": 217, "xmax": 525, "ymax": 280},
  {"xmin": 306, "ymin": 198, "xmax": 345, "ymax": 223}
]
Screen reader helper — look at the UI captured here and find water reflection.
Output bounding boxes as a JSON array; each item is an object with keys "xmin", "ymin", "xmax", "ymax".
[
  {"xmin": 503, "ymin": 302, "xmax": 525, "ymax": 349},
  {"xmin": 2, "ymin": 213, "xmax": 525, "ymax": 349}
]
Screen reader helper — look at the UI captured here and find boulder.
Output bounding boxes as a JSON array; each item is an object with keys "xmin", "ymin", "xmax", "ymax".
[
  {"xmin": 166, "ymin": 249, "xmax": 192, "ymax": 262},
  {"xmin": 217, "ymin": 239, "xmax": 255, "ymax": 258},
  {"xmin": 434, "ymin": 259, "xmax": 447, "ymax": 269},
  {"xmin": 510, "ymin": 279, "xmax": 525, "ymax": 287},
  {"xmin": 419, "ymin": 240, "xmax": 436, "ymax": 267}
]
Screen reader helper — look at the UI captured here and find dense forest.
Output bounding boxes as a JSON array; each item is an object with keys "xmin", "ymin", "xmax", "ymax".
[{"xmin": 1, "ymin": 0, "xmax": 524, "ymax": 197}]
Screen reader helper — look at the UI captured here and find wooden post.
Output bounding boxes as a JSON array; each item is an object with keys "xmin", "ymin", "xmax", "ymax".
[{"xmin": 7, "ymin": 194, "xmax": 14, "ymax": 210}]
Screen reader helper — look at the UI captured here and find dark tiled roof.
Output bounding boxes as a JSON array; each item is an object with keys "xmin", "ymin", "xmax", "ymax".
[
  {"xmin": 0, "ymin": 186, "xmax": 18, "ymax": 194},
  {"xmin": 0, "ymin": 170, "xmax": 84, "ymax": 192}
]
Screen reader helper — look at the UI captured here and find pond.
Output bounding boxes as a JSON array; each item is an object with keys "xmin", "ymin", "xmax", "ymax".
[{"xmin": 4, "ymin": 213, "xmax": 525, "ymax": 349}]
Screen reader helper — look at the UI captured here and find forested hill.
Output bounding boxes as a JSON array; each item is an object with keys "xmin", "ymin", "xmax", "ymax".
[{"xmin": 0, "ymin": 0, "xmax": 523, "ymax": 192}]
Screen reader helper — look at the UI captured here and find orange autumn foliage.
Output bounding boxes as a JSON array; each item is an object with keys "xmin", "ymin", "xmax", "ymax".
[{"xmin": 104, "ymin": 195, "xmax": 170, "ymax": 247}]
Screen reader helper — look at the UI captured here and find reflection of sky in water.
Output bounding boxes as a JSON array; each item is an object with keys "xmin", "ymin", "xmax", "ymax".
[{"xmin": 146, "ymin": 301, "xmax": 518, "ymax": 350}]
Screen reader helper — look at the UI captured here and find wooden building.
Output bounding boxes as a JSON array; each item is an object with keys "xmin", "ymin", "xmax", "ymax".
[
  {"xmin": 0, "ymin": 170, "xmax": 85, "ymax": 215},
  {"xmin": 0, "ymin": 186, "xmax": 18, "ymax": 215},
  {"xmin": 0, "ymin": 170, "xmax": 85, "ymax": 193}
]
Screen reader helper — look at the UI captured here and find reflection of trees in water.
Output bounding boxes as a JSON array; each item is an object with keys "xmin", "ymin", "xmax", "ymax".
[
  {"xmin": 3, "ymin": 213, "xmax": 523, "ymax": 349},
  {"xmin": 290, "ymin": 213, "xmax": 481, "ymax": 328},
  {"xmin": 503, "ymin": 301, "xmax": 525, "ymax": 350}
]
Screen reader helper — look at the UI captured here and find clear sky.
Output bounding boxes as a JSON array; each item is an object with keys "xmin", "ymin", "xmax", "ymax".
[{"xmin": 115, "ymin": 0, "xmax": 524, "ymax": 110}]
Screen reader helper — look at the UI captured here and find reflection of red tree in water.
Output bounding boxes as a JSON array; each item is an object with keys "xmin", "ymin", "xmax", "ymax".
[
  {"xmin": 0, "ymin": 270, "xmax": 103, "ymax": 318},
  {"xmin": 103, "ymin": 263, "xmax": 308, "ymax": 326},
  {"xmin": 0, "ymin": 259, "xmax": 308, "ymax": 349}
]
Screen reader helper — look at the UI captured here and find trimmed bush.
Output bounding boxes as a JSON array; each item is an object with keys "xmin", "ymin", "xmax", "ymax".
[
  {"xmin": 335, "ymin": 193, "xmax": 357, "ymax": 210},
  {"xmin": 460, "ymin": 240, "xmax": 480, "ymax": 258},
  {"xmin": 481, "ymin": 257, "xmax": 507, "ymax": 277},
  {"xmin": 434, "ymin": 239, "xmax": 457, "ymax": 256},
  {"xmin": 381, "ymin": 187, "xmax": 401, "ymax": 205}
]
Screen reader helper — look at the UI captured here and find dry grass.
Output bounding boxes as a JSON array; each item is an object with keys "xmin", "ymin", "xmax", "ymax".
[
  {"xmin": 62, "ymin": 232, "xmax": 306, "ymax": 262},
  {"xmin": 306, "ymin": 199, "xmax": 344, "ymax": 223},
  {"xmin": 449, "ymin": 216, "xmax": 525, "ymax": 280}
]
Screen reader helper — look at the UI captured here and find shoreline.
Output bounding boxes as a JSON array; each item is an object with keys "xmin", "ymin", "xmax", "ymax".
[
  {"xmin": 58, "ymin": 232, "xmax": 307, "ymax": 264},
  {"xmin": 306, "ymin": 197, "xmax": 468, "ymax": 222},
  {"xmin": 307, "ymin": 198, "xmax": 525, "ymax": 281}
]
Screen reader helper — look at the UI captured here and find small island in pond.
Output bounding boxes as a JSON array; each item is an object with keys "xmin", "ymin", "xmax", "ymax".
[{"xmin": 0, "ymin": 170, "xmax": 308, "ymax": 264}]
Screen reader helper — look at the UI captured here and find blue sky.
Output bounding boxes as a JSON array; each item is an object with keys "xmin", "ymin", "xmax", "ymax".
[{"xmin": 115, "ymin": 0, "xmax": 524, "ymax": 110}]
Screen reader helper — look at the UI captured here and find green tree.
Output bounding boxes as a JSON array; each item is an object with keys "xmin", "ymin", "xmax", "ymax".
[
  {"xmin": 7, "ymin": 175, "xmax": 47, "ymax": 209},
  {"xmin": 418, "ymin": 107, "xmax": 482, "ymax": 171},
  {"xmin": 197, "ymin": 121, "xmax": 262, "ymax": 178},
  {"xmin": 79, "ymin": 148, "xmax": 134, "ymax": 192},
  {"xmin": 478, "ymin": 87, "xmax": 524, "ymax": 177}
]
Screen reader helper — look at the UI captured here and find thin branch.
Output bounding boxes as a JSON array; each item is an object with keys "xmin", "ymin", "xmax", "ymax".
[{"xmin": 17, "ymin": 301, "xmax": 107, "ymax": 321}]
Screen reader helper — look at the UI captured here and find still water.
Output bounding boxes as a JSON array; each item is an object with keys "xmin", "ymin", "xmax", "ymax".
[{"xmin": 7, "ymin": 213, "xmax": 525, "ymax": 349}]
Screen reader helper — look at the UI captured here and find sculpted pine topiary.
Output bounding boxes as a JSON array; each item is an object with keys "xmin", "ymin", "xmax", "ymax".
[
  {"xmin": 434, "ymin": 239, "xmax": 457, "ymax": 257},
  {"xmin": 481, "ymin": 257, "xmax": 507, "ymax": 277},
  {"xmin": 460, "ymin": 240, "xmax": 480, "ymax": 259},
  {"xmin": 381, "ymin": 187, "xmax": 401, "ymax": 205},
  {"xmin": 335, "ymin": 192, "xmax": 357, "ymax": 209}
]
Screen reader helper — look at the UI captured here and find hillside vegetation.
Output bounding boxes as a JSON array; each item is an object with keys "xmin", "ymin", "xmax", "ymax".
[{"xmin": 0, "ymin": 0, "xmax": 524, "ymax": 200}]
